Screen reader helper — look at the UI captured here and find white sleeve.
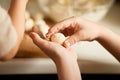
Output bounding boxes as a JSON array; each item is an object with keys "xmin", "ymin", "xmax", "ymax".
[{"xmin": 0, "ymin": 6, "xmax": 17, "ymax": 57}]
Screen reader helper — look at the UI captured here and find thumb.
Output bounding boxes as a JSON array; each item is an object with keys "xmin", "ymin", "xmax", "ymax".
[{"xmin": 63, "ymin": 34, "xmax": 79, "ymax": 48}]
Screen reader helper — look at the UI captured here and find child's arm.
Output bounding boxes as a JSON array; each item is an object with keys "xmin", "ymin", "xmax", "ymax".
[{"xmin": 0, "ymin": 0, "xmax": 28, "ymax": 61}]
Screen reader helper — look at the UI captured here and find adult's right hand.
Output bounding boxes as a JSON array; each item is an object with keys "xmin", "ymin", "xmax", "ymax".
[{"xmin": 46, "ymin": 16, "xmax": 103, "ymax": 48}]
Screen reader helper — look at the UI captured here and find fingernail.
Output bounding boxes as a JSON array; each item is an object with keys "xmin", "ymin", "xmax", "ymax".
[
  {"xmin": 65, "ymin": 41, "xmax": 70, "ymax": 48},
  {"xmin": 46, "ymin": 34, "xmax": 49, "ymax": 38},
  {"xmin": 29, "ymin": 32, "xmax": 33, "ymax": 38}
]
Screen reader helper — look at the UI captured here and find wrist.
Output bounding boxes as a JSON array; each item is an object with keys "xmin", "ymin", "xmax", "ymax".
[
  {"xmin": 96, "ymin": 26, "xmax": 111, "ymax": 42},
  {"xmin": 54, "ymin": 53, "xmax": 77, "ymax": 65}
]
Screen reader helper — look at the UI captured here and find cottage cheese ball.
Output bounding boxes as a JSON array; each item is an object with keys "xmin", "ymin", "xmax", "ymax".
[
  {"xmin": 25, "ymin": 18, "xmax": 34, "ymax": 31},
  {"xmin": 50, "ymin": 33, "xmax": 67, "ymax": 45}
]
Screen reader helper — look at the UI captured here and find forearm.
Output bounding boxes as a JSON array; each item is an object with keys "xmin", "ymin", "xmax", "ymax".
[
  {"xmin": 97, "ymin": 27, "xmax": 120, "ymax": 62},
  {"xmin": 55, "ymin": 56, "xmax": 82, "ymax": 80},
  {"xmin": 1, "ymin": 0, "xmax": 28, "ymax": 61},
  {"xmin": 8, "ymin": 0, "xmax": 28, "ymax": 40}
]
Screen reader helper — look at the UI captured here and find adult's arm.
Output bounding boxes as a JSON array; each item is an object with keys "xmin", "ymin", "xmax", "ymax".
[{"xmin": 97, "ymin": 27, "xmax": 120, "ymax": 62}]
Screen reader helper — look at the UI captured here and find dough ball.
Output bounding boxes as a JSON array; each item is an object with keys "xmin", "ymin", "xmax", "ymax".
[
  {"xmin": 50, "ymin": 33, "xmax": 66, "ymax": 45},
  {"xmin": 25, "ymin": 11, "xmax": 30, "ymax": 20},
  {"xmin": 34, "ymin": 19, "xmax": 47, "ymax": 26},
  {"xmin": 35, "ymin": 19, "xmax": 49, "ymax": 38},
  {"xmin": 25, "ymin": 18, "xmax": 34, "ymax": 31},
  {"xmin": 31, "ymin": 13, "xmax": 44, "ymax": 21}
]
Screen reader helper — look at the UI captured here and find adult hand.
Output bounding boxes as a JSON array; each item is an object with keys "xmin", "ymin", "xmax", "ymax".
[
  {"xmin": 30, "ymin": 27, "xmax": 77, "ymax": 62},
  {"xmin": 46, "ymin": 16, "xmax": 103, "ymax": 48}
]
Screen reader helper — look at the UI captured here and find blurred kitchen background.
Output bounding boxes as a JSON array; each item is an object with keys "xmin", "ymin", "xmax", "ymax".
[{"xmin": 0, "ymin": 0, "xmax": 118, "ymax": 22}]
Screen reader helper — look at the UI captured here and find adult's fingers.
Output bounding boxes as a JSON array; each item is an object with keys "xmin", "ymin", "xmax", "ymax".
[
  {"xmin": 29, "ymin": 32, "xmax": 45, "ymax": 48},
  {"xmin": 31, "ymin": 26, "xmax": 44, "ymax": 39},
  {"xmin": 63, "ymin": 33, "xmax": 80, "ymax": 48},
  {"xmin": 30, "ymin": 32, "xmax": 48, "ymax": 51},
  {"xmin": 46, "ymin": 16, "xmax": 77, "ymax": 39}
]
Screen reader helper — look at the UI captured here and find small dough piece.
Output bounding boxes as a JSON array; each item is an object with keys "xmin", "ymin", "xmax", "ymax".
[
  {"xmin": 35, "ymin": 19, "xmax": 49, "ymax": 38},
  {"xmin": 25, "ymin": 11, "xmax": 31, "ymax": 20},
  {"xmin": 51, "ymin": 33, "xmax": 67, "ymax": 45},
  {"xmin": 25, "ymin": 18, "xmax": 34, "ymax": 31},
  {"xmin": 31, "ymin": 13, "xmax": 44, "ymax": 21}
]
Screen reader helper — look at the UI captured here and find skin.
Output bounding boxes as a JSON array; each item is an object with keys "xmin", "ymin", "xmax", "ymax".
[
  {"xmin": 46, "ymin": 16, "xmax": 120, "ymax": 62},
  {"xmin": 30, "ymin": 27, "xmax": 82, "ymax": 80},
  {"xmin": 0, "ymin": 2, "xmax": 82, "ymax": 80},
  {"xmin": 0, "ymin": 0, "xmax": 28, "ymax": 61}
]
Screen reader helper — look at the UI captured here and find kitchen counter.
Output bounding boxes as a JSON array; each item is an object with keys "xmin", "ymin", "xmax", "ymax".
[{"xmin": 0, "ymin": 1, "xmax": 120, "ymax": 74}]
